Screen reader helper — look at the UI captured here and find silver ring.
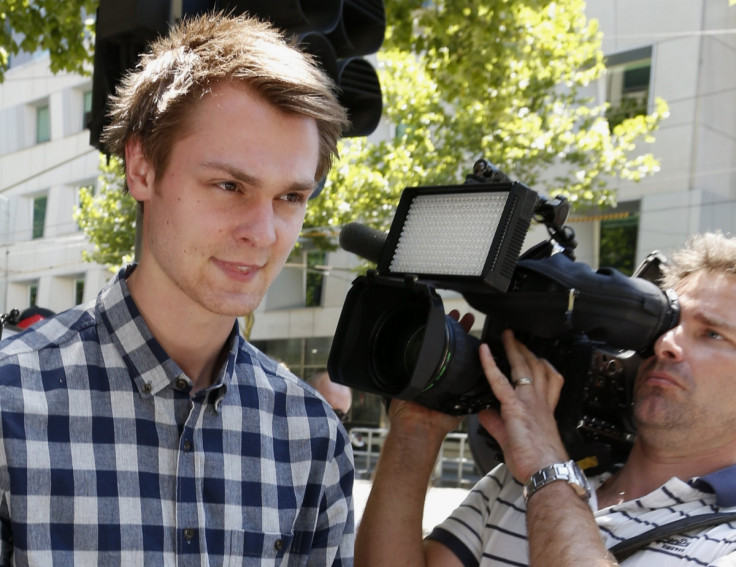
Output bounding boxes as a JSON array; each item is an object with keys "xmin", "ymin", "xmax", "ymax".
[{"xmin": 514, "ymin": 376, "xmax": 533, "ymax": 387}]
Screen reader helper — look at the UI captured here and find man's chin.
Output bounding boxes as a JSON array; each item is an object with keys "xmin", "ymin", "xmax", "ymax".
[
  {"xmin": 632, "ymin": 395, "xmax": 681, "ymax": 429},
  {"xmin": 204, "ymin": 292, "xmax": 264, "ymax": 318}
]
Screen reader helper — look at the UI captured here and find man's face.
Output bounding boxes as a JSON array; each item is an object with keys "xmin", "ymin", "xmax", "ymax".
[
  {"xmin": 128, "ymin": 83, "xmax": 319, "ymax": 318},
  {"xmin": 632, "ymin": 270, "xmax": 736, "ymax": 451}
]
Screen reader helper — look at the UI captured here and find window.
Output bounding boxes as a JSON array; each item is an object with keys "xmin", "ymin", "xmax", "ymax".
[
  {"xmin": 32, "ymin": 195, "xmax": 47, "ymax": 239},
  {"xmin": 29, "ymin": 283, "xmax": 38, "ymax": 308},
  {"xmin": 75, "ymin": 278, "xmax": 85, "ymax": 305},
  {"xmin": 599, "ymin": 213, "xmax": 639, "ymax": 276},
  {"xmin": 0, "ymin": 196, "xmax": 11, "ymax": 244},
  {"xmin": 306, "ymin": 250, "xmax": 327, "ymax": 307},
  {"xmin": 254, "ymin": 338, "xmax": 303, "ymax": 372},
  {"xmin": 605, "ymin": 47, "xmax": 652, "ymax": 130},
  {"xmin": 36, "ymin": 104, "xmax": 50, "ymax": 143},
  {"xmin": 251, "ymin": 336, "xmax": 332, "ymax": 381},
  {"xmin": 83, "ymin": 90, "xmax": 93, "ymax": 129}
]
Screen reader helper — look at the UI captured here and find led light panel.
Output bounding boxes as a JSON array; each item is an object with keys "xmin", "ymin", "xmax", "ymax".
[
  {"xmin": 377, "ymin": 182, "xmax": 539, "ymax": 292},
  {"xmin": 389, "ymin": 192, "xmax": 509, "ymax": 276}
]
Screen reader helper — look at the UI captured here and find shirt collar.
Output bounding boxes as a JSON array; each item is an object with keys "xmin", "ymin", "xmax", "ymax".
[
  {"xmin": 97, "ymin": 265, "xmax": 238, "ymax": 399},
  {"xmin": 691, "ymin": 463, "xmax": 736, "ymax": 507}
]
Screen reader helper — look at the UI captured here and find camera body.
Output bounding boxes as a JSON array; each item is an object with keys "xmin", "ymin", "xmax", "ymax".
[{"xmin": 328, "ymin": 162, "xmax": 679, "ymax": 469}]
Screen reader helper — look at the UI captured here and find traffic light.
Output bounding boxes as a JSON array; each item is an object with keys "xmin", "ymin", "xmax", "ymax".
[
  {"xmin": 218, "ymin": 0, "xmax": 385, "ymax": 138},
  {"xmin": 89, "ymin": 0, "xmax": 384, "ymax": 150},
  {"xmin": 88, "ymin": 0, "xmax": 172, "ymax": 150}
]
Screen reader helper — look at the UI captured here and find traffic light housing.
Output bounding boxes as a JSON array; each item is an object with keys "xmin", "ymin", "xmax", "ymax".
[
  {"xmin": 88, "ymin": 0, "xmax": 172, "ymax": 150},
  {"xmin": 89, "ymin": 0, "xmax": 385, "ymax": 150},
  {"xmin": 219, "ymin": 0, "xmax": 385, "ymax": 137}
]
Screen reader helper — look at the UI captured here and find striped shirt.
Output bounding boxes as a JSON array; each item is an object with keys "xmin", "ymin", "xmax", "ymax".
[
  {"xmin": 428, "ymin": 463, "xmax": 736, "ymax": 566},
  {"xmin": 0, "ymin": 266, "xmax": 354, "ymax": 566}
]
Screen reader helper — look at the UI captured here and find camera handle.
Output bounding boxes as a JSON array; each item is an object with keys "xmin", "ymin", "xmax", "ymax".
[{"xmin": 466, "ymin": 158, "xmax": 578, "ymax": 260}]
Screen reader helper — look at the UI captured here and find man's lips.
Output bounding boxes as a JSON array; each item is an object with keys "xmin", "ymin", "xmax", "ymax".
[
  {"xmin": 640, "ymin": 369, "xmax": 683, "ymax": 390},
  {"xmin": 213, "ymin": 258, "xmax": 264, "ymax": 279}
]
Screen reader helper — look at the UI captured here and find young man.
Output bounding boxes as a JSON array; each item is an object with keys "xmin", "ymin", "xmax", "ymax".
[
  {"xmin": 356, "ymin": 232, "xmax": 736, "ymax": 566},
  {"xmin": 0, "ymin": 13, "xmax": 352, "ymax": 566}
]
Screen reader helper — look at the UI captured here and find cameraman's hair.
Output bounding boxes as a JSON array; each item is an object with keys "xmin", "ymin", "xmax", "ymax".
[
  {"xmin": 101, "ymin": 12, "xmax": 348, "ymax": 184},
  {"xmin": 660, "ymin": 231, "xmax": 736, "ymax": 289}
]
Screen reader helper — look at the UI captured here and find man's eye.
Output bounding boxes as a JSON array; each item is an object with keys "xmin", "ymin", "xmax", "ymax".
[
  {"xmin": 218, "ymin": 181, "xmax": 238, "ymax": 192},
  {"xmin": 281, "ymin": 192, "xmax": 307, "ymax": 204},
  {"xmin": 706, "ymin": 330, "xmax": 724, "ymax": 340}
]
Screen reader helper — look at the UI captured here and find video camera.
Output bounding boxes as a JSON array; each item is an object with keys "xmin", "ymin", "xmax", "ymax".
[{"xmin": 327, "ymin": 159, "xmax": 680, "ymax": 471}]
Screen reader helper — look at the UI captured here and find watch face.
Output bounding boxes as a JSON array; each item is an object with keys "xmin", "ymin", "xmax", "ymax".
[{"xmin": 569, "ymin": 462, "xmax": 592, "ymax": 499}]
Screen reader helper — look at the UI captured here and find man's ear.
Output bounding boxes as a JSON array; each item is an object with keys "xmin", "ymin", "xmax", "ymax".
[{"xmin": 125, "ymin": 138, "xmax": 155, "ymax": 202}]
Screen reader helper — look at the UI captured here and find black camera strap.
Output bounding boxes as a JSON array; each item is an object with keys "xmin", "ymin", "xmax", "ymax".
[{"xmin": 609, "ymin": 511, "xmax": 736, "ymax": 562}]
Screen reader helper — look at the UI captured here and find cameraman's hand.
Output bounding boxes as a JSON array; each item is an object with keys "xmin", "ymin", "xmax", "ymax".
[
  {"xmin": 385, "ymin": 309, "xmax": 474, "ymax": 443},
  {"xmin": 477, "ymin": 329, "xmax": 567, "ymax": 484},
  {"xmin": 386, "ymin": 398, "xmax": 462, "ymax": 446}
]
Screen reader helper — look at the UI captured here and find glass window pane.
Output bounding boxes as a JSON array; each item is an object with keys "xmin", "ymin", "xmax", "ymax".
[
  {"xmin": 75, "ymin": 278, "xmax": 85, "ymax": 304},
  {"xmin": 36, "ymin": 105, "xmax": 50, "ymax": 143},
  {"xmin": 605, "ymin": 54, "xmax": 651, "ymax": 130},
  {"xmin": 29, "ymin": 283, "xmax": 38, "ymax": 307},
  {"xmin": 252, "ymin": 338, "xmax": 303, "ymax": 370},
  {"xmin": 600, "ymin": 214, "xmax": 639, "ymax": 275},
  {"xmin": 33, "ymin": 195, "xmax": 47, "ymax": 239},
  {"xmin": 306, "ymin": 250, "xmax": 326, "ymax": 307},
  {"xmin": 305, "ymin": 336, "xmax": 331, "ymax": 367},
  {"xmin": 83, "ymin": 91, "xmax": 93, "ymax": 129}
]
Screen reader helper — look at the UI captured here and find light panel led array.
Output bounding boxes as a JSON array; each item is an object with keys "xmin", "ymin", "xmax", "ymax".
[
  {"xmin": 377, "ymin": 182, "xmax": 539, "ymax": 293},
  {"xmin": 389, "ymin": 192, "xmax": 510, "ymax": 276}
]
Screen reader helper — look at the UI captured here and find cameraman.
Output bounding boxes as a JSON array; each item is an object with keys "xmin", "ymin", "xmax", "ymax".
[{"xmin": 355, "ymin": 231, "xmax": 736, "ymax": 566}]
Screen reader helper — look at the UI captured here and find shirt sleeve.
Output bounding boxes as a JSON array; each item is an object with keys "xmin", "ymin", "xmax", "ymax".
[
  {"xmin": 426, "ymin": 464, "xmax": 522, "ymax": 566},
  {"xmin": 312, "ymin": 420, "xmax": 355, "ymax": 566}
]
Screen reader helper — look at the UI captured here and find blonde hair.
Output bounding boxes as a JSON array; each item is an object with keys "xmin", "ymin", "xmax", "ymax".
[
  {"xmin": 101, "ymin": 12, "xmax": 348, "ymax": 183},
  {"xmin": 660, "ymin": 231, "xmax": 736, "ymax": 289}
]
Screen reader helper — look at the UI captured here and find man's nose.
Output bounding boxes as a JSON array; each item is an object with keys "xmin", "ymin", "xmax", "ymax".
[
  {"xmin": 235, "ymin": 198, "xmax": 277, "ymax": 247},
  {"xmin": 652, "ymin": 326, "xmax": 684, "ymax": 361}
]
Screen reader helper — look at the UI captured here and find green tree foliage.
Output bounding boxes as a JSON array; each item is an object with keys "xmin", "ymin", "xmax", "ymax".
[
  {"xmin": 65, "ymin": 0, "xmax": 668, "ymax": 266},
  {"xmin": 73, "ymin": 155, "xmax": 137, "ymax": 271},
  {"xmin": 0, "ymin": 0, "xmax": 97, "ymax": 82},
  {"xmin": 305, "ymin": 0, "xmax": 668, "ymax": 236}
]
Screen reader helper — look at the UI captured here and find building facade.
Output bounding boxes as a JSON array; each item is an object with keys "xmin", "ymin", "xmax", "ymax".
[{"xmin": 1, "ymin": 1, "xmax": 735, "ymax": 425}]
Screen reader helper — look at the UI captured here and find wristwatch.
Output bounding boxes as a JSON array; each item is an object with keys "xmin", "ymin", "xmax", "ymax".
[{"xmin": 523, "ymin": 460, "xmax": 592, "ymax": 503}]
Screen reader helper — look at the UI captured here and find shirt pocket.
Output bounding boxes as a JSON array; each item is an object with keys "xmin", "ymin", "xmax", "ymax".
[{"xmin": 225, "ymin": 530, "xmax": 295, "ymax": 567}]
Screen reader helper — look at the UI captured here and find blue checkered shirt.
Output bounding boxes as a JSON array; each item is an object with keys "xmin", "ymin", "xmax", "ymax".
[{"xmin": 0, "ymin": 267, "xmax": 354, "ymax": 566}]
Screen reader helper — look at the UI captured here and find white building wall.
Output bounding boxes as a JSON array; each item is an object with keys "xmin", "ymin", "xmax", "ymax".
[
  {"xmin": 0, "ymin": 55, "xmax": 106, "ymax": 315},
  {"xmin": 586, "ymin": 0, "xmax": 736, "ymax": 263}
]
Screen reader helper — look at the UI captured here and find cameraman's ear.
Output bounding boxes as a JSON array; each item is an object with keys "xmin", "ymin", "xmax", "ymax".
[{"xmin": 124, "ymin": 138, "xmax": 155, "ymax": 202}]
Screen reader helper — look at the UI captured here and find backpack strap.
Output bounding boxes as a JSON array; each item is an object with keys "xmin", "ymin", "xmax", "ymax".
[{"xmin": 609, "ymin": 512, "xmax": 736, "ymax": 562}]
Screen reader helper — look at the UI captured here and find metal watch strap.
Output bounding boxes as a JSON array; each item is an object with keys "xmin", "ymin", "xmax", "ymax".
[{"xmin": 523, "ymin": 460, "xmax": 592, "ymax": 503}]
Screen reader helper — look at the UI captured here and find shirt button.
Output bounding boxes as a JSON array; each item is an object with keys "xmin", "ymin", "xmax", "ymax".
[
  {"xmin": 274, "ymin": 539, "xmax": 283, "ymax": 551},
  {"xmin": 183, "ymin": 439, "xmax": 192, "ymax": 452},
  {"xmin": 142, "ymin": 382, "xmax": 153, "ymax": 393},
  {"xmin": 175, "ymin": 377, "xmax": 189, "ymax": 390},
  {"xmin": 183, "ymin": 528, "xmax": 195, "ymax": 541}
]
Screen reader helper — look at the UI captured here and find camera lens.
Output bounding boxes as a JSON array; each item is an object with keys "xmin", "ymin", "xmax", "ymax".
[{"xmin": 370, "ymin": 302, "xmax": 439, "ymax": 394}]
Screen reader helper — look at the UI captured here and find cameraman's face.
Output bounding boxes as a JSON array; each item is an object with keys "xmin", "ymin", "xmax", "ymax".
[{"xmin": 632, "ymin": 271, "xmax": 736, "ymax": 450}]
